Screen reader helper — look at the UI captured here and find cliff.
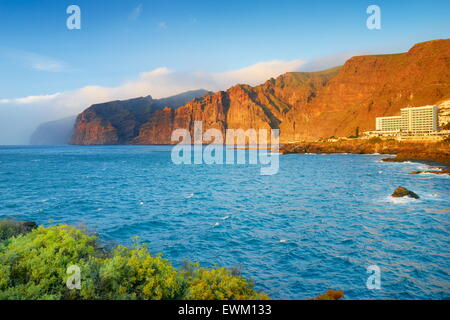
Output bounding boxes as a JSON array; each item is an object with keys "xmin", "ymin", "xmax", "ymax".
[
  {"xmin": 134, "ymin": 69, "xmax": 339, "ymax": 144},
  {"xmin": 30, "ymin": 115, "xmax": 77, "ymax": 145},
  {"xmin": 280, "ymin": 39, "xmax": 450, "ymax": 141},
  {"xmin": 71, "ymin": 39, "xmax": 450, "ymax": 145},
  {"xmin": 71, "ymin": 89, "xmax": 210, "ymax": 145}
]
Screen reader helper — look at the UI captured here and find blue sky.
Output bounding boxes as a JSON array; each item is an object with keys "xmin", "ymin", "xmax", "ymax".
[
  {"xmin": 0, "ymin": 0, "xmax": 449, "ymax": 144},
  {"xmin": 1, "ymin": 0, "xmax": 449, "ymax": 98}
]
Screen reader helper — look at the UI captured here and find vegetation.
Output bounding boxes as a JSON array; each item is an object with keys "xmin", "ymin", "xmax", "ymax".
[
  {"xmin": 0, "ymin": 221, "xmax": 268, "ymax": 300},
  {"xmin": 442, "ymin": 122, "xmax": 450, "ymax": 130},
  {"xmin": 0, "ymin": 220, "xmax": 36, "ymax": 241}
]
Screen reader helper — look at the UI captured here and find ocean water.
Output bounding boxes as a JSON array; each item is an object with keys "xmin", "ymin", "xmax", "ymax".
[{"xmin": 0, "ymin": 145, "xmax": 449, "ymax": 300}]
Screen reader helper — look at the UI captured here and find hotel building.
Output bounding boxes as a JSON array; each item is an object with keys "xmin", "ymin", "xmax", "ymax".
[{"xmin": 375, "ymin": 105, "xmax": 439, "ymax": 133}]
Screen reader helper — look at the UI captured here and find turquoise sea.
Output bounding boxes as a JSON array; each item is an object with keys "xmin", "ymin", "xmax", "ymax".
[{"xmin": 0, "ymin": 145, "xmax": 449, "ymax": 299}]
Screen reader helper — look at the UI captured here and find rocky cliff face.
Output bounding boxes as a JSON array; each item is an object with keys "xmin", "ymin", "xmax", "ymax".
[
  {"xmin": 133, "ymin": 69, "xmax": 339, "ymax": 144},
  {"xmin": 71, "ymin": 39, "xmax": 450, "ymax": 145},
  {"xmin": 280, "ymin": 39, "xmax": 450, "ymax": 141},
  {"xmin": 71, "ymin": 90, "xmax": 210, "ymax": 145}
]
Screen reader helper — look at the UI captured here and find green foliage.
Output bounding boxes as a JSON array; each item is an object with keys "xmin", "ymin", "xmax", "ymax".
[
  {"xmin": 0, "ymin": 224, "xmax": 269, "ymax": 300},
  {"xmin": 0, "ymin": 225, "xmax": 98, "ymax": 299},
  {"xmin": 0, "ymin": 220, "xmax": 35, "ymax": 241},
  {"xmin": 182, "ymin": 267, "xmax": 269, "ymax": 300}
]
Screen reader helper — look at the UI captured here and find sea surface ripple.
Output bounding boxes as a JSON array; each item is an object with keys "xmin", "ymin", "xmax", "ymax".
[{"xmin": 0, "ymin": 145, "xmax": 449, "ymax": 299}]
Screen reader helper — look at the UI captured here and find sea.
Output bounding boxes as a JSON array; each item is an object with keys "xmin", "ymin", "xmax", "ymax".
[{"xmin": 0, "ymin": 145, "xmax": 449, "ymax": 299}]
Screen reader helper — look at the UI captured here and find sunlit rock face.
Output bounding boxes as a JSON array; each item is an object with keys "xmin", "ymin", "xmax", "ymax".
[{"xmin": 72, "ymin": 39, "xmax": 450, "ymax": 145}]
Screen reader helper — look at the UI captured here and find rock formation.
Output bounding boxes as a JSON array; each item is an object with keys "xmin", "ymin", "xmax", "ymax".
[
  {"xmin": 71, "ymin": 90, "xmax": 210, "ymax": 145},
  {"xmin": 71, "ymin": 39, "xmax": 450, "ymax": 145},
  {"xmin": 391, "ymin": 186, "xmax": 420, "ymax": 199}
]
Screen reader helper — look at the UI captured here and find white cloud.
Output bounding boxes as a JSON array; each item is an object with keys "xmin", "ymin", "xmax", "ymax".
[
  {"xmin": 214, "ymin": 60, "xmax": 304, "ymax": 87},
  {"xmin": 157, "ymin": 21, "xmax": 168, "ymax": 29},
  {"xmin": 0, "ymin": 93, "xmax": 61, "ymax": 104},
  {"xmin": 298, "ymin": 50, "xmax": 379, "ymax": 72},
  {"xmin": 129, "ymin": 4, "xmax": 143, "ymax": 21},
  {"xmin": 0, "ymin": 59, "xmax": 305, "ymax": 144},
  {"xmin": 4, "ymin": 50, "xmax": 68, "ymax": 73}
]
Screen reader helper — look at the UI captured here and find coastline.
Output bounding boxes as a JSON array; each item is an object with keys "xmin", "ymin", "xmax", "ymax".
[{"xmin": 280, "ymin": 138, "xmax": 450, "ymax": 173}]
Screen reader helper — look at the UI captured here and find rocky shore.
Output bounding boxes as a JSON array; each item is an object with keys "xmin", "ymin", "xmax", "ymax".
[{"xmin": 281, "ymin": 138, "xmax": 450, "ymax": 171}]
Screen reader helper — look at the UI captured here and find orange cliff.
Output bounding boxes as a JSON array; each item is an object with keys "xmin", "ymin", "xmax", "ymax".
[{"xmin": 71, "ymin": 39, "xmax": 450, "ymax": 145}]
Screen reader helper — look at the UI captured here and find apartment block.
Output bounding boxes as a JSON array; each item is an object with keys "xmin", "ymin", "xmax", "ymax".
[{"xmin": 375, "ymin": 105, "xmax": 439, "ymax": 133}]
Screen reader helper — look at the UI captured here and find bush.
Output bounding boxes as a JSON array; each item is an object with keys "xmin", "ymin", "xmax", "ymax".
[
  {"xmin": 0, "ymin": 224, "xmax": 268, "ymax": 300},
  {"xmin": 0, "ymin": 225, "xmax": 98, "ymax": 299},
  {"xmin": 0, "ymin": 219, "xmax": 37, "ymax": 241},
  {"xmin": 182, "ymin": 267, "xmax": 269, "ymax": 300}
]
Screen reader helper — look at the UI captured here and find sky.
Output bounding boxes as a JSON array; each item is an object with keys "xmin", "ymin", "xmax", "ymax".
[{"xmin": 0, "ymin": 0, "xmax": 449, "ymax": 144}]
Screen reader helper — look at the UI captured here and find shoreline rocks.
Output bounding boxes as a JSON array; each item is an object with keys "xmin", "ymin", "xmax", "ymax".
[
  {"xmin": 410, "ymin": 169, "xmax": 450, "ymax": 175},
  {"xmin": 281, "ymin": 139, "xmax": 450, "ymax": 167}
]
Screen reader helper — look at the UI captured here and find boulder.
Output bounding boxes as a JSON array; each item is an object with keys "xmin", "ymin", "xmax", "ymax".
[
  {"xmin": 311, "ymin": 289, "xmax": 344, "ymax": 300},
  {"xmin": 391, "ymin": 186, "xmax": 419, "ymax": 199}
]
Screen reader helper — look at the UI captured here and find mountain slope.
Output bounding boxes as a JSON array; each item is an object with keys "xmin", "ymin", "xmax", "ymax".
[
  {"xmin": 71, "ymin": 89, "xmax": 210, "ymax": 145},
  {"xmin": 280, "ymin": 39, "xmax": 450, "ymax": 141},
  {"xmin": 30, "ymin": 116, "xmax": 77, "ymax": 145},
  {"xmin": 133, "ymin": 68, "xmax": 340, "ymax": 144}
]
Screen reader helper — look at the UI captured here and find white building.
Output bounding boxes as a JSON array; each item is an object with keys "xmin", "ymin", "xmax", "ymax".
[{"xmin": 375, "ymin": 105, "xmax": 439, "ymax": 133}]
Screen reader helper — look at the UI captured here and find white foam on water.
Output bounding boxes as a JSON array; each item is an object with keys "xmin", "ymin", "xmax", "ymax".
[{"xmin": 386, "ymin": 195, "xmax": 419, "ymax": 204}]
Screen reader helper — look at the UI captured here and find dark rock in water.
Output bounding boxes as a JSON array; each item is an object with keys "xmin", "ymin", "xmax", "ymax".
[
  {"xmin": 391, "ymin": 186, "xmax": 419, "ymax": 199},
  {"xmin": 311, "ymin": 289, "xmax": 344, "ymax": 300}
]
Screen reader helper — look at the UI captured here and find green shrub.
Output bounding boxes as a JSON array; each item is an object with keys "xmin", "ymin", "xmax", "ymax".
[
  {"xmin": 0, "ymin": 224, "xmax": 269, "ymax": 300},
  {"xmin": 0, "ymin": 219, "xmax": 37, "ymax": 241},
  {"xmin": 90, "ymin": 245, "xmax": 183, "ymax": 300},
  {"xmin": 182, "ymin": 267, "xmax": 269, "ymax": 300},
  {"xmin": 0, "ymin": 225, "xmax": 98, "ymax": 300}
]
